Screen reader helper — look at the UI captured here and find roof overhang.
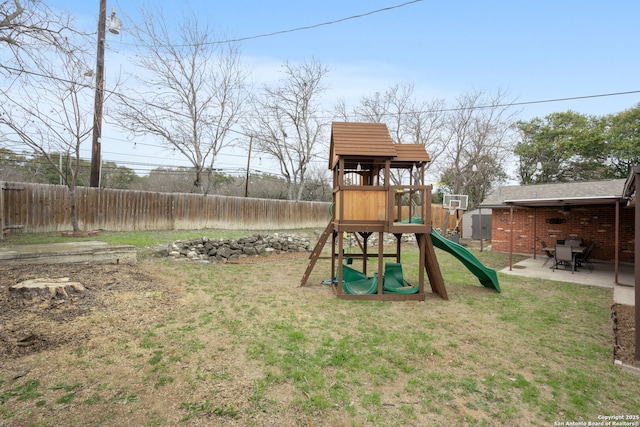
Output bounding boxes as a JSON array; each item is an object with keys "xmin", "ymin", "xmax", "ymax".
[{"xmin": 501, "ymin": 195, "xmax": 624, "ymax": 208}]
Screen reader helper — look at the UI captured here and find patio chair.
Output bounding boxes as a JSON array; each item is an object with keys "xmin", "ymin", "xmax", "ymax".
[
  {"xmin": 552, "ymin": 245, "xmax": 575, "ymax": 273},
  {"xmin": 540, "ymin": 240, "xmax": 554, "ymax": 267},
  {"xmin": 575, "ymin": 242, "xmax": 596, "ymax": 271}
]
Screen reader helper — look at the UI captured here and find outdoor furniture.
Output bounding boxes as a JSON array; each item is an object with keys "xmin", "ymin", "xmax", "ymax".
[
  {"xmin": 575, "ymin": 242, "xmax": 596, "ymax": 271},
  {"xmin": 540, "ymin": 240, "xmax": 554, "ymax": 267},
  {"xmin": 565, "ymin": 239, "xmax": 582, "ymax": 247},
  {"xmin": 552, "ymin": 245, "xmax": 575, "ymax": 273}
]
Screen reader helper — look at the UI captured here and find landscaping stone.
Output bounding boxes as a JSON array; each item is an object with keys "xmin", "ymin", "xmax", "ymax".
[{"xmin": 167, "ymin": 233, "xmax": 312, "ymax": 263}]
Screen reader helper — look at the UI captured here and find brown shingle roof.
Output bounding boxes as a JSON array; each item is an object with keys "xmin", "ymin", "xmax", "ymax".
[
  {"xmin": 329, "ymin": 122, "xmax": 397, "ymax": 169},
  {"xmin": 329, "ymin": 122, "xmax": 431, "ymax": 169},
  {"xmin": 392, "ymin": 144, "xmax": 431, "ymax": 167}
]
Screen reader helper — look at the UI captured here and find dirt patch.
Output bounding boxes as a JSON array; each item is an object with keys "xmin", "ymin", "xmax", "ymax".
[
  {"xmin": 612, "ymin": 303, "xmax": 636, "ymax": 365},
  {"xmin": 0, "ymin": 263, "xmax": 164, "ymax": 359}
]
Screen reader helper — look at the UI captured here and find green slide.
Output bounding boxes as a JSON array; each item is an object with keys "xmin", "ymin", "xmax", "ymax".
[
  {"xmin": 430, "ymin": 229, "xmax": 501, "ymax": 292},
  {"xmin": 339, "ymin": 263, "xmax": 419, "ymax": 295},
  {"xmin": 340, "ymin": 264, "xmax": 379, "ymax": 295},
  {"xmin": 383, "ymin": 263, "xmax": 418, "ymax": 294}
]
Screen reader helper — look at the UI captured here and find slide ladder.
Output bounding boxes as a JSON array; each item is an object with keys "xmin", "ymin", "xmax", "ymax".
[{"xmin": 300, "ymin": 222, "xmax": 333, "ymax": 287}]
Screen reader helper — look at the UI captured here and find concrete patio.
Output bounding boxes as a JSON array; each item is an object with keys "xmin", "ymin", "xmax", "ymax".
[{"xmin": 500, "ymin": 256, "xmax": 635, "ymax": 306}]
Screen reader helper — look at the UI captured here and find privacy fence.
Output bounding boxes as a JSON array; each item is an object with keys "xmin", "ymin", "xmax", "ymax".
[{"xmin": 1, "ymin": 182, "xmax": 460, "ymax": 236}]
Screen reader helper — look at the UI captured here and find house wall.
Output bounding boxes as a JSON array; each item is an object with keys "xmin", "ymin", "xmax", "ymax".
[{"xmin": 491, "ymin": 204, "xmax": 635, "ymax": 263}]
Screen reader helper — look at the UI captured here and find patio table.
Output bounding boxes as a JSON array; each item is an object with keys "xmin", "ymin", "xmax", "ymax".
[
  {"xmin": 544, "ymin": 245, "xmax": 586, "ymax": 271},
  {"xmin": 544, "ymin": 246, "xmax": 586, "ymax": 255}
]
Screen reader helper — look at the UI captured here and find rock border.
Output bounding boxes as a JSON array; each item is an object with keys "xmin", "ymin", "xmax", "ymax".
[{"xmin": 166, "ymin": 233, "xmax": 312, "ymax": 263}]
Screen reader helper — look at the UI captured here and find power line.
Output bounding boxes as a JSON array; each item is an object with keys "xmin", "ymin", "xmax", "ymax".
[
  {"xmin": 6, "ymin": 60, "xmax": 638, "ymax": 116},
  {"xmin": 205, "ymin": 1, "xmax": 424, "ymax": 45},
  {"xmin": 466, "ymin": 90, "xmax": 640, "ymax": 112}
]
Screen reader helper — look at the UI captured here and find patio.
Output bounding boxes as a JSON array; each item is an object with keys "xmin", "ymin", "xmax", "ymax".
[{"xmin": 500, "ymin": 257, "xmax": 635, "ymax": 306}]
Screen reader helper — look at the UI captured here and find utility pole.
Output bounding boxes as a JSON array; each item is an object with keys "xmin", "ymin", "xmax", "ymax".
[
  {"xmin": 90, "ymin": 0, "xmax": 107, "ymax": 188},
  {"xmin": 244, "ymin": 137, "xmax": 253, "ymax": 197}
]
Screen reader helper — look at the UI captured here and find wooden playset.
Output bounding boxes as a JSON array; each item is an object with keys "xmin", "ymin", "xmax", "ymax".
[{"xmin": 300, "ymin": 122, "xmax": 449, "ymax": 301}]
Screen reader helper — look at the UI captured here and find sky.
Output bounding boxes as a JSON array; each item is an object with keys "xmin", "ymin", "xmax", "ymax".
[{"xmin": 17, "ymin": 0, "xmax": 640, "ymax": 179}]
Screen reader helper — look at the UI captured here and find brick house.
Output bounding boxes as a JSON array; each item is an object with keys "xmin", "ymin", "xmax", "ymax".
[{"xmin": 479, "ymin": 179, "xmax": 634, "ymax": 264}]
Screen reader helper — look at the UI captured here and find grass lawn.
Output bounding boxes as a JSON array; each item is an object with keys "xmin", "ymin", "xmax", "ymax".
[{"xmin": 1, "ymin": 229, "xmax": 639, "ymax": 426}]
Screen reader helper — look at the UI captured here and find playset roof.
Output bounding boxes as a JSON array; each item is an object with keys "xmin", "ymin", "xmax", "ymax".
[{"xmin": 329, "ymin": 122, "xmax": 430, "ymax": 169}]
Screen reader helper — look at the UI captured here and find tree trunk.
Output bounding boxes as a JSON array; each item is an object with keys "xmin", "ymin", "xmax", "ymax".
[
  {"xmin": 69, "ymin": 187, "xmax": 80, "ymax": 232},
  {"xmin": 296, "ymin": 179, "xmax": 305, "ymax": 201},
  {"xmin": 10, "ymin": 278, "xmax": 87, "ymax": 303}
]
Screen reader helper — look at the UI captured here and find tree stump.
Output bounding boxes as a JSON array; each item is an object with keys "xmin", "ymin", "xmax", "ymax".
[{"xmin": 9, "ymin": 278, "xmax": 87, "ymax": 303}]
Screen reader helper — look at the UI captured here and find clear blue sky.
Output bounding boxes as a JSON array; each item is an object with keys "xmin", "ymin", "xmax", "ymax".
[
  {"xmin": 45, "ymin": 0, "xmax": 640, "ymax": 175},
  {"xmin": 56, "ymin": 0, "xmax": 640, "ymax": 117}
]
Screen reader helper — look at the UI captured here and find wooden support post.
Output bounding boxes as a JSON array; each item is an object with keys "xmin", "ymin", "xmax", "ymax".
[
  {"xmin": 424, "ymin": 232, "xmax": 448, "ymax": 300},
  {"xmin": 331, "ymin": 231, "xmax": 337, "ymax": 290},
  {"xmin": 377, "ymin": 231, "xmax": 384, "ymax": 294},
  {"xmin": 361, "ymin": 232, "xmax": 371, "ymax": 275},
  {"xmin": 418, "ymin": 233, "xmax": 426, "ymax": 295},
  {"xmin": 337, "ymin": 231, "xmax": 344, "ymax": 295}
]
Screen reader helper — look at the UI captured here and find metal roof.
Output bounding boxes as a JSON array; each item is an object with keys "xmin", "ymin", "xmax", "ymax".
[{"xmin": 480, "ymin": 179, "xmax": 628, "ymax": 208}]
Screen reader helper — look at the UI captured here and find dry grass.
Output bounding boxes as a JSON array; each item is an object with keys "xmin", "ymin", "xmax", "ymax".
[{"xmin": 0, "ymin": 239, "xmax": 639, "ymax": 426}]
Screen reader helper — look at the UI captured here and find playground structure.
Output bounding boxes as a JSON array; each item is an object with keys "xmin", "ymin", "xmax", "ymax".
[{"xmin": 300, "ymin": 122, "xmax": 500, "ymax": 300}]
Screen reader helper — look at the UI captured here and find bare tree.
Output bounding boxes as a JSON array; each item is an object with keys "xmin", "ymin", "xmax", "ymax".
[
  {"xmin": 299, "ymin": 164, "xmax": 332, "ymax": 202},
  {"xmin": 1, "ymin": 0, "xmax": 81, "ymax": 78},
  {"xmin": 247, "ymin": 59, "xmax": 329, "ymax": 201},
  {"xmin": 438, "ymin": 90, "xmax": 518, "ymax": 209},
  {"xmin": 335, "ymin": 82, "xmax": 448, "ymax": 184},
  {"xmin": 116, "ymin": 9, "xmax": 249, "ymax": 195},
  {"xmin": 0, "ymin": 45, "xmax": 94, "ymax": 231}
]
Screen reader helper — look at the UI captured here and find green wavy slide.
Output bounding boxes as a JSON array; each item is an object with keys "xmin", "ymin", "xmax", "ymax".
[{"xmin": 430, "ymin": 229, "xmax": 501, "ymax": 292}]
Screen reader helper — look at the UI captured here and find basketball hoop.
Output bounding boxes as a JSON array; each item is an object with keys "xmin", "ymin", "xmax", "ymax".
[
  {"xmin": 444, "ymin": 200, "xmax": 460, "ymax": 216},
  {"xmin": 442, "ymin": 194, "xmax": 468, "ymax": 212},
  {"xmin": 441, "ymin": 195, "xmax": 468, "ymax": 237}
]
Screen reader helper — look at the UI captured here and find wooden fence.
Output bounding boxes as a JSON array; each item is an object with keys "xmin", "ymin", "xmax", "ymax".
[{"xmin": 1, "ymin": 182, "xmax": 461, "ymax": 235}]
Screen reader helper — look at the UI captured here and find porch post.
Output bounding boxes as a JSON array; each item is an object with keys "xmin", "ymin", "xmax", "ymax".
[
  {"xmin": 509, "ymin": 206, "xmax": 514, "ymax": 271},
  {"xmin": 479, "ymin": 207, "xmax": 483, "ymax": 252},
  {"xmin": 615, "ymin": 200, "xmax": 620, "ymax": 284},
  {"xmin": 533, "ymin": 208, "xmax": 538, "ymax": 260},
  {"xmin": 634, "ymin": 166, "xmax": 640, "ymax": 366}
]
